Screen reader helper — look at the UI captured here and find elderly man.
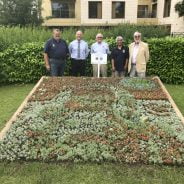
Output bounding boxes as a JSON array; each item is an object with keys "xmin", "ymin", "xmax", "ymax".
[
  {"xmin": 128, "ymin": 31, "xmax": 149, "ymax": 78},
  {"xmin": 91, "ymin": 33, "xmax": 110, "ymax": 77},
  {"xmin": 111, "ymin": 36, "xmax": 129, "ymax": 77},
  {"xmin": 69, "ymin": 30, "xmax": 89, "ymax": 76},
  {"xmin": 44, "ymin": 29, "xmax": 69, "ymax": 76}
]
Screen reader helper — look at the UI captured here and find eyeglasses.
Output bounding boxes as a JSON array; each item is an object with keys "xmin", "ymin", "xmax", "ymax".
[
  {"xmin": 134, "ymin": 35, "xmax": 140, "ymax": 38},
  {"xmin": 97, "ymin": 37, "xmax": 103, "ymax": 38}
]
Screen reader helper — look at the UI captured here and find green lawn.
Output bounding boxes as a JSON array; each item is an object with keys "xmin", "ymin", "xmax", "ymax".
[
  {"xmin": 165, "ymin": 84, "xmax": 184, "ymax": 115},
  {"xmin": 0, "ymin": 83, "xmax": 184, "ymax": 184},
  {"xmin": 0, "ymin": 84, "xmax": 34, "ymax": 130},
  {"xmin": 0, "ymin": 162, "xmax": 184, "ymax": 184}
]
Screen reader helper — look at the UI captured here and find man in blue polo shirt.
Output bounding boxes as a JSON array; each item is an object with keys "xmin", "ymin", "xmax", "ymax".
[
  {"xmin": 111, "ymin": 36, "xmax": 129, "ymax": 77},
  {"xmin": 44, "ymin": 29, "xmax": 69, "ymax": 76}
]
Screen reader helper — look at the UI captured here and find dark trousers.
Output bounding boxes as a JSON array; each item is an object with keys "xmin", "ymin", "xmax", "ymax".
[
  {"xmin": 49, "ymin": 58, "xmax": 66, "ymax": 76},
  {"xmin": 71, "ymin": 59, "xmax": 86, "ymax": 76}
]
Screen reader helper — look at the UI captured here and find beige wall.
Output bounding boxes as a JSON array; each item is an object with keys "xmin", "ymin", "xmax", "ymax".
[
  {"xmin": 42, "ymin": 0, "xmax": 138, "ymax": 26},
  {"xmin": 41, "ymin": 0, "xmax": 184, "ymax": 33},
  {"xmin": 80, "ymin": 0, "xmax": 138, "ymax": 25},
  {"xmin": 157, "ymin": 0, "xmax": 184, "ymax": 33}
]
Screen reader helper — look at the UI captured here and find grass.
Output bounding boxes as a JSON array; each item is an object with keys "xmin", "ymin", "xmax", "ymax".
[
  {"xmin": 0, "ymin": 162, "xmax": 184, "ymax": 184},
  {"xmin": 165, "ymin": 84, "xmax": 184, "ymax": 115},
  {"xmin": 0, "ymin": 25, "xmax": 169, "ymax": 51},
  {"xmin": 0, "ymin": 84, "xmax": 34, "ymax": 130},
  {"xmin": 0, "ymin": 83, "xmax": 184, "ymax": 184}
]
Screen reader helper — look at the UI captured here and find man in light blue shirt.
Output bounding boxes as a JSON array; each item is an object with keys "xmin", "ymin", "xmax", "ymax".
[
  {"xmin": 69, "ymin": 30, "xmax": 89, "ymax": 76},
  {"xmin": 91, "ymin": 33, "xmax": 110, "ymax": 77}
]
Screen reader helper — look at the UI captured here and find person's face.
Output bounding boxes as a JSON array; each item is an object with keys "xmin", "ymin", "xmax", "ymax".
[
  {"xmin": 96, "ymin": 35, "xmax": 103, "ymax": 43},
  {"xmin": 76, "ymin": 32, "xmax": 82, "ymax": 40},
  {"xmin": 134, "ymin": 34, "xmax": 141, "ymax": 43},
  {"xmin": 117, "ymin": 39, "xmax": 123, "ymax": 46},
  {"xmin": 53, "ymin": 31, "xmax": 61, "ymax": 40}
]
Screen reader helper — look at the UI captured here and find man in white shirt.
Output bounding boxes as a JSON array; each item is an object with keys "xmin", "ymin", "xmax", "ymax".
[
  {"xmin": 91, "ymin": 33, "xmax": 110, "ymax": 77},
  {"xmin": 69, "ymin": 30, "xmax": 89, "ymax": 76},
  {"xmin": 128, "ymin": 31, "xmax": 149, "ymax": 77}
]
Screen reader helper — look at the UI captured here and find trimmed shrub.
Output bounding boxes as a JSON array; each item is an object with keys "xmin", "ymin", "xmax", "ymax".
[
  {"xmin": 0, "ymin": 42, "xmax": 45, "ymax": 83},
  {"xmin": 0, "ymin": 38, "xmax": 116, "ymax": 84},
  {"xmin": 147, "ymin": 37, "xmax": 184, "ymax": 84},
  {"xmin": 0, "ymin": 37, "xmax": 184, "ymax": 84}
]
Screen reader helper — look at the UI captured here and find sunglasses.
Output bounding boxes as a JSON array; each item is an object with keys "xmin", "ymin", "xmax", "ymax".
[{"xmin": 134, "ymin": 35, "xmax": 140, "ymax": 38}]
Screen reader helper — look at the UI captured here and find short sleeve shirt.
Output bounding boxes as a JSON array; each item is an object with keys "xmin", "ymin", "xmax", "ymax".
[
  {"xmin": 111, "ymin": 46, "xmax": 129, "ymax": 71},
  {"xmin": 91, "ymin": 42, "xmax": 110, "ymax": 54},
  {"xmin": 44, "ymin": 38, "xmax": 69, "ymax": 59}
]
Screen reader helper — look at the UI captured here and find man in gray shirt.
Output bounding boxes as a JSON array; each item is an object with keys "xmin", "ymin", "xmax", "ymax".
[
  {"xmin": 91, "ymin": 33, "xmax": 110, "ymax": 77},
  {"xmin": 69, "ymin": 30, "xmax": 89, "ymax": 76}
]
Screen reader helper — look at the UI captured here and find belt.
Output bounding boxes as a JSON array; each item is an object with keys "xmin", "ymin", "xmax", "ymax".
[
  {"xmin": 72, "ymin": 58, "xmax": 86, "ymax": 61},
  {"xmin": 131, "ymin": 63, "xmax": 136, "ymax": 65}
]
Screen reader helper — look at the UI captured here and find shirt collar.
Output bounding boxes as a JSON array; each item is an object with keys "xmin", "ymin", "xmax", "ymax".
[
  {"xmin": 134, "ymin": 42, "xmax": 140, "ymax": 46},
  {"xmin": 76, "ymin": 39, "xmax": 82, "ymax": 42},
  {"xmin": 116, "ymin": 46, "xmax": 124, "ymax": 50},
  {"xmin": 96, "ymin": 41, "xmax": 103, "ymax": 45},
  {"xmin": 53, "ymin": 38, "xmax": 61, "ymax": 43}
]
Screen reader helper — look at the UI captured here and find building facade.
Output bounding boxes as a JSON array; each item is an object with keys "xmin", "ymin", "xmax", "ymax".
[{"xmin": 42, "ymin": 0, "xmax": 184, "ymax": 33}]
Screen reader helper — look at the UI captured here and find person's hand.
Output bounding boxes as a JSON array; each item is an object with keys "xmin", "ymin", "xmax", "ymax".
[{"xmin": 46, "ymin": 64, "xmax": 50, "ymax": 71}]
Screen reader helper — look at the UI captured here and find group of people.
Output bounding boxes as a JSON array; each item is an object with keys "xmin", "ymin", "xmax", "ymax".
[{"xmin": 44, "ymin": 29, "xmax": 149, "ymax": 78}]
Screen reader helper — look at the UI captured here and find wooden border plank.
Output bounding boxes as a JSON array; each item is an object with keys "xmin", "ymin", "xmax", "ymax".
[
  {"xmin": 153, "ymin": 76, "xmax": 184, "ymax": 125},
  {"xmin": 0, "ymin": 76, "xmax": 45, "ymax": 140}
]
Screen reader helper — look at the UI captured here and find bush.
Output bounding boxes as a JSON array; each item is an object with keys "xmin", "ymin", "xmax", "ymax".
[
  {"xmin": 0, "ymin": 37, "xmax": 184, "ymax": 84},
  {"xmin": 147, "ymin": 37, "xmax": 184, "ymax": 84},
  {"xmin": 0, "ymin": 42, "xmax": 45, "ymax": 83},
  {"xmin": 0, "ymin": 38, "xmax": 116, "ymax": 83}
]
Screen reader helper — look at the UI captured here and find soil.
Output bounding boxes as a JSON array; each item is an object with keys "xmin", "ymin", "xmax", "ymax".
[{"xmin": 29, "ymin": 77, "xmax": 168, "ymax": 102}]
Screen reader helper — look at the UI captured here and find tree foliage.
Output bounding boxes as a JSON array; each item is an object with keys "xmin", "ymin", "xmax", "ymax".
[
  {"xmin": 175, "ymin": 0, "xmax": 184, "ymax": 17},
  {"xmin": 0, "ymin": 0, "xmax": 42, "ymax": 26}
]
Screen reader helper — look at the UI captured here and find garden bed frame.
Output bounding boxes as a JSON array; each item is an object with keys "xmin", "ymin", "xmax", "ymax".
[{"xmin": 0, "ymin": 76, "xmax": 184, "ymax": 141}]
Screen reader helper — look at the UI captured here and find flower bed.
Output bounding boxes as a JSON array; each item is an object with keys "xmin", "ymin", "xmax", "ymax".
[{"xmin": 0, "ymin": 77, "xmax": 184, "ymax": 165}]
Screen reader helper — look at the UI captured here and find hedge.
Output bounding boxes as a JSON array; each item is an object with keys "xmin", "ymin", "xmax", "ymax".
[
  {"xmin": 147, "ymin": 37, "xmax": 184, "ymax": 84},
  {"xmin": 0, "ymin": 37, "xmax": 184, "ymax": 84}
]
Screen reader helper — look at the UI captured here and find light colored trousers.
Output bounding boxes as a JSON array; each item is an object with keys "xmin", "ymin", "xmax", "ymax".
[
  {"xmin": 93, "ymin": 64, "xmax": 107, "ymax": 77},
  {"xmin": 129, "ymin": 64, "xmax": 145, "ymax": 78}
]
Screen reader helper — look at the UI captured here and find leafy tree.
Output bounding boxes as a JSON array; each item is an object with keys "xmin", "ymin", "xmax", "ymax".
[
  {"xmin": 0, "ymin": 0, "xmax": 42, "ymax": 26},
  {"xmin": 175, "ymin": 0, "xmax": 184, "ymax": 17}
]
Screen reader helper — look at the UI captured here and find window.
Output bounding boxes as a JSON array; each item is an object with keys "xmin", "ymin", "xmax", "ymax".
[
  {"xmin": 88, "ymin": 1, "xmax": 102, "ymax": 19},
  {"xmin": 152, "ymin": 3, "xmax": 157, "ymax": 18},
  {"xmin": 137, "ymin": 5, "xmax": 149, "ymax": 18},
  {"xmin": 112, "ymin": 2, "xmax": 125, "ymax": 19},
  {"xmin": 163, "ymin": 0, "xmax": 171, "ymax": 17},
  {"xmin": 51, "ymin": 0, "xmax": 75, "ymax": 18}
]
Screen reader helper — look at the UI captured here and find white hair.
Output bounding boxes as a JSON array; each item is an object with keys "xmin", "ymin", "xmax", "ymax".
[
  {"xmin": 76, "ymin": 30, "xmax": 83, "ymax": 35},
  {"xmin": 96, "ymin": 33, "xmax": 103, "ymax": 38},
  {"xmin": 116, "ymin": 36, "xmax": 124, "ymax": 42},
  {"xmin": 134, "ymin": 31, "xmax": 141, "ymax": 37}
]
